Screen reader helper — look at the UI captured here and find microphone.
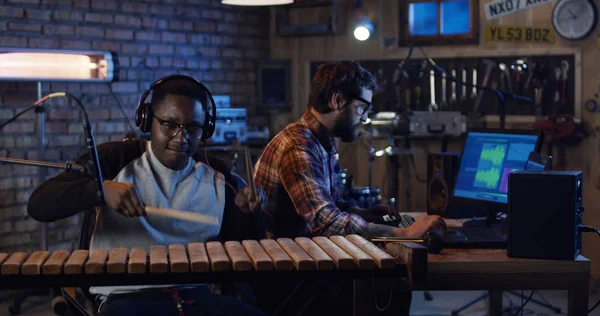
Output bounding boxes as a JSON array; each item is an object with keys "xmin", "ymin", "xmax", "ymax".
[
  {"xmin": 80, "ymin": 103, "xmax": 106, "ymax": 206},
  {"xmin": 37, "ymin": 92, "xmax": 106, "ymax": 205},
  {"xmin": 371, "ymin": 232, "xmax": 444, "ymax": 254},
  {"xmin": 1, "ymin": 92, "xmax": 106, "ymax": 206}
]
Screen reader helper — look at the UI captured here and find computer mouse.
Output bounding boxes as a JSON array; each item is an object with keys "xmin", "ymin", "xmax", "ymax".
[{"xmin": 424, "ymin": 231, "xmax": 444, "ymax": 254}]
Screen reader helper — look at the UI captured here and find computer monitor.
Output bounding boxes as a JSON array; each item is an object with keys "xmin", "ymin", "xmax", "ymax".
[
  {"xmin": 452, "ymin": 129, "xmax": 543, "ymax": 225},
  {"xmin": 524, "ymin": 152, "xmax": 552, "ymax": 171}
]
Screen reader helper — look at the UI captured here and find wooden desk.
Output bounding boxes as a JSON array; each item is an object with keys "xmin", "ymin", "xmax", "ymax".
[
  {"xmin": 416, "ymin": 249, "xmax": 590, "ymax": 316},
  {"xmin": 403, "ymin": 213, "xmax": 591, "ymax": 316}
]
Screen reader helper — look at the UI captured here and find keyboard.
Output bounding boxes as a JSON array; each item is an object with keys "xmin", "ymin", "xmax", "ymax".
[
  {"xmin": 443, "ymin": 225, "xmax": 507, "ymax": 249},
  {"xmin": 386, "ymin": 214, "xmax": 506, "ymax": 249},
  {"xmin": 383, "ymin": 214, "xmax": 416, "ymax": 228},
  {"xmin": 397, "ymin": 214, "xmax": 416, "ymax": 228}
]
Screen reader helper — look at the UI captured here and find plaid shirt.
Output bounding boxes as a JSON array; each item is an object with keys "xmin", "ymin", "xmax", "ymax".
[{"xmin": 254, "ymin": 111, "xmax": 369, "ymax": 238}]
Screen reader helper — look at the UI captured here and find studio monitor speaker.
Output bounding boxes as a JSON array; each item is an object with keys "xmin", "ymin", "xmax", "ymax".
[
  {"xmin": 427, "ymin": 152, "xmax": 460, "ymax": 217},
  {"xmin": 508, "ymin": 170, "xmax": 583, "ymax": 260}
]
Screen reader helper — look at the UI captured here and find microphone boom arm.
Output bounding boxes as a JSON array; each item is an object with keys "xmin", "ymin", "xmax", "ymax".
[
  {"xmin": 0, "ymin": 157, "xmax": 87, "ymax": 173},
  {"xmin": 32, "ymin": 92, "xmax": 106, "ymax": 205}
]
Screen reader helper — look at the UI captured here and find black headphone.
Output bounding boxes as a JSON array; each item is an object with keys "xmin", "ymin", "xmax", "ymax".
[{"xmin": 134, "ymin": 74, "xmax": 216, "ymax": 142}]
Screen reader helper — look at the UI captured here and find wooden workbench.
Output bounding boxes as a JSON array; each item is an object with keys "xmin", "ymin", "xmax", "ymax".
[{"xmin": 356, "ymin": 213, "xmax": 591, "ymax": 316}]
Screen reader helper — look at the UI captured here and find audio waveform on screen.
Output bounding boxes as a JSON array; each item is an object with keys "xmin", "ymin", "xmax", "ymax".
[
  {"xmin": 474, "ymin": 168, "xmax": 501, "ymax": 189},
  {"xmin": 480, "ymin": 145, "xmax": 506, "ymax": 165}
]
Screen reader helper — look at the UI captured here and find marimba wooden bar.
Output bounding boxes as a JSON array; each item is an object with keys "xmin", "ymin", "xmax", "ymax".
[{"xmin": 0, "ymin": 235, "xmax": 427, "ymax": 289}]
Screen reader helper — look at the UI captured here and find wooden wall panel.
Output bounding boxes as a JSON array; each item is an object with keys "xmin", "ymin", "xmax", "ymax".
[{"xmin": 269, "ymin": 0, "xmax": 600, "ymax": 279}]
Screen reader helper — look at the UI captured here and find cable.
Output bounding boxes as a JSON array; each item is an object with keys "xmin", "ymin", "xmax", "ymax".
[
  {"xmin": 371, "ymin": 277, "xmax": 393, "ymax": 312},
  {"xmin": 202, "ymin": 146, "xmax": 238, "ymax": 195},
  {"xmin": 410, "ymin": 156, "xmax": 427, "ymax": 183},
  {"xmin": 579, "ymin": 225, "xmax": 600, "ymax": 237},
  {"xmin": 514, "ymin": 290, "xmax": 534, "ymax": 315},
  {"xmin": 401, "ymin": 47, "xmax": 414, "ymax": 75},
  {"xmin": 108, "ymin": 83, "xmax": 140, "ymax": 137},
  {"xmin": 0, "ymin": 105, "xmax": 36, "ymax": 130},
  {"xmin": 403, "ymin": 137, "xmax": 427, "ymax": 183},
  {"xmin": 589, "ymin": 297, "xmax": 600, "ymax": 313},
  {"xmin": 522, "ymin": 290, "xmax": 524, "ymax": 316},
  {"xmin": 515, "ymin": 290, "xmax": 533, "ymax": 316},
  {"xmin": 534, "ymin": 291, "xmax": 552, "ymax": 308},
  {"xmin": 502, "ymin": 293, "xmax": 536, "ymax": 316}
]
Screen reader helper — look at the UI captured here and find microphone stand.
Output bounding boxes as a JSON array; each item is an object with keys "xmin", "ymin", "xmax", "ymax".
[
  {"xmin": 0, "ymin": 157, "xmax": 87, "ymax": 173},
  {"xmin": 0, "ymin": 91, "xmax": 106, "ymax": 218},
  {"xmin": 35, "ymin": 82, "xmax": 48, "ymax": 251},
  {"xmin": 0, "ymin": 92, "xmax": 104, "ymax": 315},
  {"xmin": 366, "ymin": 124, "xmax": 374, "ymax": 200}
]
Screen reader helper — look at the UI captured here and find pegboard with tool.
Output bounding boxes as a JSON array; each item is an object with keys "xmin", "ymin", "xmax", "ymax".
[{"xmin": 311, "ymin": 54, "xmax": 577, "ymax": 121}]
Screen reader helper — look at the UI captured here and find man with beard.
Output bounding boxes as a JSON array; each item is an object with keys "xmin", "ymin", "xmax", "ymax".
[
  {"xmin": 255, "ymin": 60, "xmax": 445, "ymax": 240},
  {"xmin": 253, "ymin": 61, "xmax": 446, "ymax": 315}
]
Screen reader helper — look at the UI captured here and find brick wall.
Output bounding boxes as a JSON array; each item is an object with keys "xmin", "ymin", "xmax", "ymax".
[{"xmin": 0, "ymin": 0, "xmax": 269, "ymax": 253}]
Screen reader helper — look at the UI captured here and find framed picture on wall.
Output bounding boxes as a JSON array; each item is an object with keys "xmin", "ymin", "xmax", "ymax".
[{"xmin": 257, "ymin": 60, "xmax": 291, "ymax": 114}]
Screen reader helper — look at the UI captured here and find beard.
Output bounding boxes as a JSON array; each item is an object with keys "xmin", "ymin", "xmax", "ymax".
[{"xmin": 332, "ymin": 109, "xmax": 360, "ymax": 142}]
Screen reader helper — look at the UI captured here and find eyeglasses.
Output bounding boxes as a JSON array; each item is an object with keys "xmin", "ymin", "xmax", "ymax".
[
  {"xmin": 352, "ymin": 96, "xmax": 372, "ymax": 116},
  {"xmin": 153, "ymin": 115, "xmax": 203, "ymax": 139}
]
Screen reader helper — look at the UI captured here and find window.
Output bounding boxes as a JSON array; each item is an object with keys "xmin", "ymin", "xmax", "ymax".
[
  {"xmin": 440, "ymin": 0, "xmax": 471, "ymax": 35},
  {"xmin": 400, "ymin": 0, "xmax": 479, "ymax": 46},
  {"xmin": 409, "ymin": 2, "xmax": 438, "ymax": 36}
]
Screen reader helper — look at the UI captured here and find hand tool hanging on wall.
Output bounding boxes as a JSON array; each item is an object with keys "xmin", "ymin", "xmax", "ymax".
[
  {"xmin": 553, "ymin": 67, "xmax": 562, "ymax": 114},
  {"xmin": 470, "ymin": 64, "xmax": 478, "ymax": 100},
  {"xmin": 428, "ymin": 69, "xmax": 438, "ymax": 112},
  {"xmin": 404, "ymin": 89, "xmax": 412, "ymax": 114},
  {"xmin": 414, "ymin": 61, "xmax": 428, "ymax": 110},
  {"xmin": 460, "ymin": 67, "xmax": 467, "ymax": 103},
  {"xmin": 450, "ymin": 69, "xmax": 458, "ymax": 110},
  {"xmin": 511, "ymin": 59, "xmax": 528, "ymax": 114},
  {"xmin": 491, "ymin": 80, "xmax": 499, "ymax": 113},
  {"xmin": 375, "ymin": 66, "xmax": 387, "ymax": 96},
  {"xmin": 407, "ymin": 61, "xmax": 422, "ymax": 111},
  {"xmin": 473, "ymin": 59, "xmax": 497, "ymax": 114},
  {"xmin": 534, "ymin": 85, "xmax": 543, "ymax": 118},
  {"xmin": 499, "ymin": 63, "xmax": 512, "ymax": 94},
  {"xmin": 560, "ymin": 60, "xmax": 569, "ymax": 114},
  {"xmin": 440, "ymin": 70, "xmax": 448, "ymax": 110},
  {"xmin": 393, "ymin": 61, "xmax": 409, "ymax": 114},
  {"xmin": 531, "ymin": 61, "xmax": 548, "ymax": 117},
  {"xmin": 524, "ymin": 58, "xmax": 536, "ymax": 92}
]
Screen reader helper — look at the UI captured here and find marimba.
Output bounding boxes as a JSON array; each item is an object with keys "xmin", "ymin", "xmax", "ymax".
[{"xmin": 0, "ymin": 235, "xmax": 427, "ymax": 289}]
